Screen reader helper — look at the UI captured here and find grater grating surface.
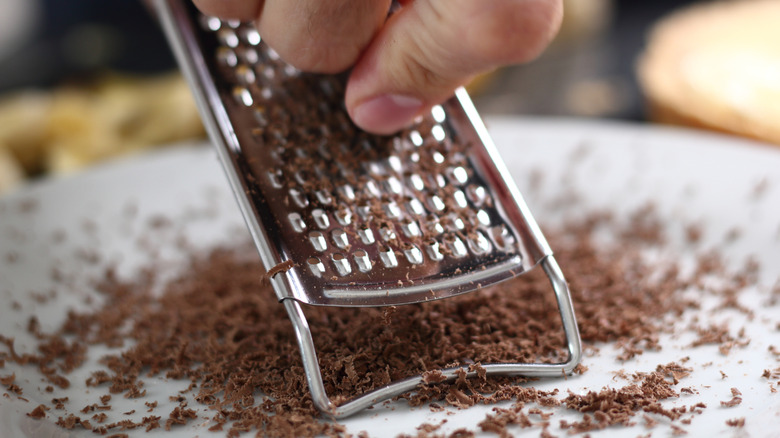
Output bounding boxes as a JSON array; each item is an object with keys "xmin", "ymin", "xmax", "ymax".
[{"xmin": 154, "ymin": 0, "xmax": 581, "ymax": 417}]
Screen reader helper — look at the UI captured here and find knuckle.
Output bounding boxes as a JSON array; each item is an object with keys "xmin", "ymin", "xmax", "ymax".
[
  {"xmin": 390, "ymin": 34, "xmax": 458, "ymax": 97},
  {"xmin": 457, "ymin": 0, "xmax": 563, "ymax": 64},
  {"xmin": 286, "ymin": 45, "xmax": 358, "ymax": 74},
  {"xmin": 257, "ymin": 29, "xmax": 359, "ymax": 74}
]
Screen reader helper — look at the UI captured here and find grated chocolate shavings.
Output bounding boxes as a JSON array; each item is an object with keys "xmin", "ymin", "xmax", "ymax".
[
  {"xmin": 265, "ymin": 259, "xmax": 295, "ymax": 280},
  {"xmin": 1, "ymin": 200, "xmax": 773, "ymax": 437},
  {"xmin": 27, "ymin": 404, "xmax": 48, "ymax": 419},
  {"xmin": 726, "ymin": 417, "xmax": 746, "ymax": 428}
]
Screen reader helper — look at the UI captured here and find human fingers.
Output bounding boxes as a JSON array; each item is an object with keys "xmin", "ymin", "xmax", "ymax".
[
  {"xmin": 193, "ymin": 0, "xmax": 391, "ymax": 73},
  {"xmin": 346, "ymin": 0, "xmax": 563, "ymax": 134}
]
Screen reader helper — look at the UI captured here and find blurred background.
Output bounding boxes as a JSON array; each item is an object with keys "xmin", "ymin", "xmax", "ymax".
[{"xmin": 1, "ymin": 0, "xmax": 778, "ymax": 193}]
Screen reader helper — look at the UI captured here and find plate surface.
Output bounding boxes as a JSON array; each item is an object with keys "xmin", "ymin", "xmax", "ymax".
[{"xmin": 1, "ymin": 118, "xmax": 779, "ymax": 436}]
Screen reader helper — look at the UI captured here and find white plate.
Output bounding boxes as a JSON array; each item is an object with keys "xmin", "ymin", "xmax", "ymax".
[{"xmin": 1, "ymin": 118, "xmax": 779, "ymax": 437}]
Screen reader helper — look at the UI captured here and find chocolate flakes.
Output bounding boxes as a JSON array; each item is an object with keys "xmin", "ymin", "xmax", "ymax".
[{"xmin": 0, "ymin": 200, "xmax": 774, "ymax": 436}]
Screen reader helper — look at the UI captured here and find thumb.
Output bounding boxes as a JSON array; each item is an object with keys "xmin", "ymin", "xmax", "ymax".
[{"xmin": 345, "ymin": 0, "xmax": 562, "ymax": 134}]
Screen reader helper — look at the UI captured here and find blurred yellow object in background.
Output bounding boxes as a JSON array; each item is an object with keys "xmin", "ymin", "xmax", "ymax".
[
  {"xmin": 0, "ymin": 146, "xmax": 24, "ymax": 193},
  {"xmin": 0, "ymin": 72, "xmax": 205, "ymax": 194},
  {"xmin": 638, "ymin": 0, "xmax": 780, "ymax": 146}
]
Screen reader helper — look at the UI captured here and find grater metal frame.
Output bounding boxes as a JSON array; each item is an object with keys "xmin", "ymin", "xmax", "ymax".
[{"xmin": 154, "ymin": 0, "xmax": 581, "ymax": 418}]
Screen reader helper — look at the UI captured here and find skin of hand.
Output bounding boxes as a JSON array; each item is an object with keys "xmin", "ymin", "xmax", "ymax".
[{"xmin": 192, "ymin": 0, "xmax": 563, "ymax": 134}]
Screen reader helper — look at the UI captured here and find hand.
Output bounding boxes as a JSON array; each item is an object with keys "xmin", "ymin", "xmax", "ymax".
[{"xmin": 192, "ymin": 0, "xmax": 563, "ymax": 134}]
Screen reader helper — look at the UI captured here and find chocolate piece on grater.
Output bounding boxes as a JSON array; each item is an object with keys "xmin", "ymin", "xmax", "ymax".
[{"xmin": 153, "ymin": 0, "xmax": 581, "ymax": 418}]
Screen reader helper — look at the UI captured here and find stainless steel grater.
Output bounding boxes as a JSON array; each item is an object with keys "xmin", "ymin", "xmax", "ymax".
[{"xmin": 153, "ymin": 0, "xmax": 581, "ymax": 418}]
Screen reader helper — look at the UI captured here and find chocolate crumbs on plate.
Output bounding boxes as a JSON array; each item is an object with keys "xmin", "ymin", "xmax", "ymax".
[{"xmin": 1, "ymin": 192, "xmax": 776, "ymax": 437}]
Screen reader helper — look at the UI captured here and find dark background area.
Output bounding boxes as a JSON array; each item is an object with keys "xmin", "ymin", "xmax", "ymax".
[{"xmin": 0, "ymin": 0, "xmax": 701, "ymax": 120}]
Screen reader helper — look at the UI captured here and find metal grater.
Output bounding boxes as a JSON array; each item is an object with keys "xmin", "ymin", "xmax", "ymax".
[{"xmin": 153, "ymin": 0, "xmax": 581, "ymax": 418}]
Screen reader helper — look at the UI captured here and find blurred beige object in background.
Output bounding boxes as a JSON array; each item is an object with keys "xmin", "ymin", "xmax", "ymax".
[
  {"xmin": 0, "ymin": 91, "xmax": 50, "ymax": 175},
  {"xmin": 0, "ymin": 72, "xmax": 205, "ymax": 194},
  {"xmin": 43, "ymin": 73, "xmax": 205, "ymax": 173},
  {"xmin": 638, "ymin": 0, "xmax": 780, "ymax": 145},
  {"xmin": 468, "ymin": 0, "xmax": 613, "ymax": 96},
  {"xmin": 558, "ymin": 0, "xmax": 613, "ymax": 42},
  {"xmin": 0, "ymin": 146, "xmax": 25, "ymax": 193}
]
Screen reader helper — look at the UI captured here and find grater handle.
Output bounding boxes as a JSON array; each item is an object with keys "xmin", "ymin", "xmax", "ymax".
[{"xmin": 285, "ymin": 254, "xmax": 582, "ymax": 418}]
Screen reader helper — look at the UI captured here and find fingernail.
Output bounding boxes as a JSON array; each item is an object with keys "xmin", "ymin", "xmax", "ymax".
[{"xmin": 351, "ymin": 94, "xmax": 423, "ymax": 135}]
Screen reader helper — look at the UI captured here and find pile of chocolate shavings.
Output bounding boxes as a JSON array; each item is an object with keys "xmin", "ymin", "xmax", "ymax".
[{"xmin": 0, "ymin": 206, "xmax": 767, "ymax": 437}]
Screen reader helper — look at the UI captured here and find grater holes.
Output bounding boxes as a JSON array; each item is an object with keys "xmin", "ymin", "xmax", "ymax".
[
  {"xmin": 334, "ymin": 205, "xmax": 352, "ymax": 226},
  {"xmin": 406, "ymin": 173, "xmax": 426, "ymax": 192},
  {"xmin": 235, "ymin": 64, "xmax": 256, "ymax": 85},
  {"xmin": 259, "ymin": 85, "xmax": 274, "ymax": 101},
  {"xmin": 266, "ymin": 123, "xmax": 289, "ymax": 144},
  {"xmin": 431, "ymin": 125, "xmax": 447, "ymax": 142},
  {"xmin": 265, "ymin": 46, "xmax": 281, "ymax": 61},
  {"xmin": 387, "ymin": 155, "xmax": 403, "ymax": 173},
  {"xmin": 288, "ymin": 213, "xmax": 306, "ymax": 232},
  {"xmin": 252, "ymin": 106, "xmax": 268, "ymax": 126},
  {"xmin": 202, "ymin": 22, "xmax": 524, "ymax": 278},
  {"xmin": 409, "ymin": 130, "xmax": 423, "ymax": 147},
  {"xmin": 283, "ymin": 64, "xmax": 299, "ymax": 77},
  {"xmin": 442, "ymin": 214, "xmax": 466, "ymax": 232},
  {"xmin": 293, "ymin": 168, "xmax": 309, "ymax": 185},
  {"xmin": 404, "ymin": 197, "xmax": 426, "ymax": 217},
  {"xmin": 267, "ymin": 169, "xmax": 283, "ymax": 188},
  {"xmin": 447, "ymin": 166, "xmax": 469, "ymax": 185},
  {"xmin": 361, "ymin": 179, "xmax": 381, "ymax": 198},
  {"xmin": 379, "ymin": 245, "xmax": 398, "ymax": 268},
  {"xmin": 268, "ymin": 146, "xmax": 284, "ymax": 165},
  {"xmin": 312, "ymin": 209, "xmax": 330, "ymax": 229},
  {"xmin": 217, "ymin": 47, "xmax": 238, "ymax": 68},
  {"xmin": 382, "ymin": 176, "xmax": 404, "ymax": 195},
  {"xmin": 426, "ymin": 194, "xmax": 446, "ymax": 213},
  {"xmin": 307, "ymin": 257, "xmax": 325, "ymax": 277},
  {"xmin": 309, "ymin": 231, "xmax": 327, "ymax": 252},
  {"xmin": 423, "ymin": 215, "xmax": 444, "ymax": 235},
  {"xmin": 467, "ymin": 231, "xmax": 491, "ymax": 255},
  {"xmin": 331, "ymin": 253, "xmax": 352, "ymax": 276},
  {"xmin": 233, "ymin": 87, "xmax": 253, "ymax": 107},
  {"xmin": 476, "ymin": 210, "xmax": 491, "ymax": 227},
  {"xmin": 239, "ymin": 27, "xmax": 261, "ymax": 46},
  {"xmin": 431, "ymin": 105, "xmax": 446, "ymax": 123},
  {"xmin": 316, "ymin": 140, "xmax": 332, "ymax": 160},
  {"xmin": 353, "ymin": 249, "xmax": 372, "ymax": 273},
  {"xmin": 331, "ymin": 228, "xmax": 349, "ymax": 249},
  {"xmin": 425, "ymin": 173, "xmax": 447, "ymax": 190},
  {"xmin": 443, "ymin": 234, "xmax": 467, "ymax": 258},
  {"xmin": 260, "ymin": 65, "xmax": 275, "ymax": 81},
  {"xmin": 289, "ymin": 188, "xmax": 309, "ymax": 208},
  {"xmin": 312, "ymin": 164, "xmax": 328, "ymax": 181},
  {"xmin": 356, "ymin": 201, "xmax": 372, "ymax": 221},
  {"xmin": 237, "ymin": 46, "xmax": 259, "ymax": 65},
  {"xmin": 379, "ymin": 223, "xmax": 397, "ymax": 241},
  {"xmin": 200, "ymin": 15, "xmax": 221, "ymax": 31},
  {"xmin": 357, "ymin": 225, "xmax": 375, "ymax": 245},
  {"xmin": 425, "ymin": 239, "xmax": 444, "ymax": 261},
  {"xmin": 402, "ymin": 243, "xmax": 424, "ymax": 265},
  {"xmin": 452, "ymin": 190, "xmax": 468, "ymax": 210},
  {"xmin": 315, "ymin": 189, "xmax": 333, "ymax": 205},
  {"xmin": 466, "ymin": 184, "xmax": 489, "ymax": 206},
  {"xmin": 490, "ymin": 225, "xmax": 516, "ymax": 251},
  {"xmin": 364, "ymin": 161, "xmax": 386, "ymax": 176},
  {"xmin": 382, "ymin": 200, "xmax": 402, "ymax": 219},
  {"xmin": 400, "ymin": 218, "xmax": 421, "ymax": 238},
  {"xmin": 217, "ymin": 28, "xmax": 239, "ymax": 48}
]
